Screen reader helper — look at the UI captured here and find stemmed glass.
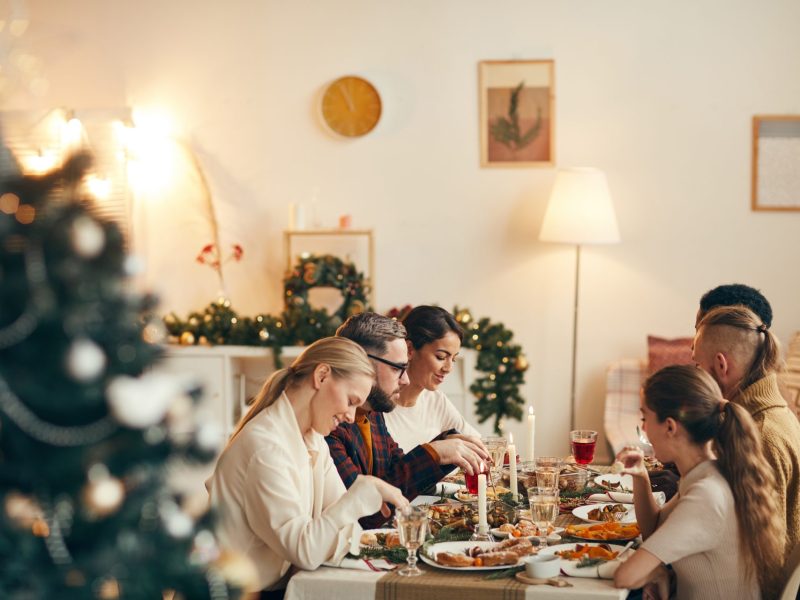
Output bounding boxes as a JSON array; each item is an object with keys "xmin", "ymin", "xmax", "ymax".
[
  {"xmin": 395, "ymin": 505, "xmax": 428, "ymax": 577},
  {"xmin": 482, "ymin": 435, "xmax": 508, "ymax": 487},
  {"xmin": 527, "ymin": 488, "xmax": 559, "ymax": 550}
]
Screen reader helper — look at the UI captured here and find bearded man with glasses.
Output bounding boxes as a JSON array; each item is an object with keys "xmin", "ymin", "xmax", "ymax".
[{"xmin": 326, "ymin": 312, "xmax": 489, "ymax": 528}]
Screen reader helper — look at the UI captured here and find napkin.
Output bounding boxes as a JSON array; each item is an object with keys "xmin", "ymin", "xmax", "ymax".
[
  {"xmin": 561, "ymin": 559, "xmax": 621, "ymax": 579},
  {"xmin": 587, "ymin": 491, "xmax": 666, "ymax": 505},
  {"xmin": 324, "ymin": 557, "xmax": 396, "ymax": 571},
  {"xmin": 435, "ymin": 481, "xmax": 463, "ymax": 496}
]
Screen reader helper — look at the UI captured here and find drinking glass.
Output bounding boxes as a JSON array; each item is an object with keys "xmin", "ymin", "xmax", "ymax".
[
  {"xmin": 395, "ymin": 505, "xmax": 428, "ymax": 577},
  {"xmin": 527, "ymin": 488, "xmax": 559, "ymax": 549},
  {"xmin": 570, "ymin": 430, "xmax": 598, "ymax": 465},
  {"xmin": 464, "ymin": 461, "xmax": 489, "ymax": 495},
  {"xmin": 482, "ymin": 435, "xmax": 508, "ymax": 486},
  {"xmin": 534, "ymin": 456, "xmax": 563, "ymax": 492}
]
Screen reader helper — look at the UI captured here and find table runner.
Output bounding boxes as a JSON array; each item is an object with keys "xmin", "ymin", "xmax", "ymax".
[{"xmin": 375, "ymin": 563, "xmax": 526, "ymax": 600}]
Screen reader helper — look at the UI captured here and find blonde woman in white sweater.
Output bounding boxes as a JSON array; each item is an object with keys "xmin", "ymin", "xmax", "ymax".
[
  {"xmin": 207, "ymin": 337, "xmax": 408, "ymax": 596},
  {"xmin": 385, "ymin": 306, "xmax": 482, "ymax": 453}
]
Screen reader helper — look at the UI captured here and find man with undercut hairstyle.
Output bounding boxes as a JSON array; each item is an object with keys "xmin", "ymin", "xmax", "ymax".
[{"xmin": 693, "ymin": 304, "xmax": 800, "ymax": 559}]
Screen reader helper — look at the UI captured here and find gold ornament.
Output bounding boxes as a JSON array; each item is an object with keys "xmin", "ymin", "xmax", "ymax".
[
  {"xmin": 198, "ymin": 335, "xmax": 210, "ymax": 346},
  {"xmin": 258, "ymin": 329, "xmax": 269, "ymax": 341},
  {"xmin": 515, "ymin": 354, "xmax": 529, "ymax": 371},
  {"xmin": 164, "ymin": 313, "xmax": 176, "ymax": 325},
  {"xmin": 179, "ymin": 331, "xmax": 196, "ymax": 346},
  {"xmin": 188, "ymin": 316, "xmax": 200, "ymax": 327}
]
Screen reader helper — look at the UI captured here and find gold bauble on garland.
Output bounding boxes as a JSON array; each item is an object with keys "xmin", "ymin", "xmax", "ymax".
[{"xmin": 179, "ymin": 331, "xmax": 196, "ymax": 346}]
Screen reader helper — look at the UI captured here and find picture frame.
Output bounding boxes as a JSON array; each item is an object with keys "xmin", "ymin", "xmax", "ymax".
[
  {"xmin": 752, "ymin": 115, "xmax": 800, "ymax": 211},
  {"xmin": 479, "ymin": 60, "xmax": 555, "ymax": 168}
]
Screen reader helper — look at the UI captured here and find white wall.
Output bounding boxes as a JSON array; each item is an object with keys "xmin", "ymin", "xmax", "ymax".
[{"xmin": 10, "ymin": 0, "xmax": 800, "ymax": 461}]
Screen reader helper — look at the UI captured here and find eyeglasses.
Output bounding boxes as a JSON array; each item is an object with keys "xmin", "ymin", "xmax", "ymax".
[{"xmin": 367, "ymin": 353, "xmax": 408, "ymax": 380}]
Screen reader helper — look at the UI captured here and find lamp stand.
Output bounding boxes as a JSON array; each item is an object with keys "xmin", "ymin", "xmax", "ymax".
[{"xmin": 569, "ymin": 244, "xmax": 581, "ymax": 431}]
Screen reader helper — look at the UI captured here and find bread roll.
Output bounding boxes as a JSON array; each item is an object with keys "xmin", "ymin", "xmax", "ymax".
[{"xmin": 436, "ymin": 552, "xmax": 475, "ymax": 567}]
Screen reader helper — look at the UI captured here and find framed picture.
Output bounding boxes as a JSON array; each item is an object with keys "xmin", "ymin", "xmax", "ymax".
[
  {"xmin": 479, "ymin": 60, "xmax": 555, "ymax": 168},
  {"xmin": 752, "ymin": 115, "xmax": 800, "ymax": 211}
]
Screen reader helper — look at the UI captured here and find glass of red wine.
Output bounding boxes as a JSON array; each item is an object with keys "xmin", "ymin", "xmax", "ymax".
[
  {"xmin": 464, "ymin": 461, "xmax": 489, "ymax": 495},
  {"xmin": 570, "ymin": 430, "xmax": 598, "ymax": 465}
]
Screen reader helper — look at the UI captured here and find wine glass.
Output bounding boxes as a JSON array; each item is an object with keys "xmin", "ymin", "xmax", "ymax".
[
  {"xmin": 534, "ymin": 456, "xmax": 563, "ymax": 492},
  {"xmin": 395, "ymin": 505, "xmax": 428, "ymax": 577},
  {"xmin": 527, "ymin": 488, "xmax": 559, "ymax": 550},
  {"xmin": 570, "ymin": 430, "xmax": 598, "ymax": 465},
  {"xmin": 482, "ymin": 435, "xmax": 508, "ymax": 487}
]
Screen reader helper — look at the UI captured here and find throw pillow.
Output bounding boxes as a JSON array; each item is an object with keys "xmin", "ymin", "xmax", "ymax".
[{"xmin": 647, "ymin": 335, "xmax": 694, "ymax": 375}]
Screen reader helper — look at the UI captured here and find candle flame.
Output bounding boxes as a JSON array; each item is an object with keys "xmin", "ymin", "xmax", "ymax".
[{"xmin": 528, "ymin": 406, "xmax": 535, "ymax": 416}]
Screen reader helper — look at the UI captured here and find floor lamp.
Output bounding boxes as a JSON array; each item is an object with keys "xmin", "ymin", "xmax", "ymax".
[{"xmin": 538, "ymin": 167, "xmax": 620, "ymax": 430}]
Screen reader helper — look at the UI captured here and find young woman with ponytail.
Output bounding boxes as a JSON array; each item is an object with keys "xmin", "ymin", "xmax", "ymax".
[
  {"xmin": 207, "ymin": 337, "xmax": 408, "ymax": 596},
  {"xmin": 613, "ymin": 365, "xmax": 785, "ymax": 599}
]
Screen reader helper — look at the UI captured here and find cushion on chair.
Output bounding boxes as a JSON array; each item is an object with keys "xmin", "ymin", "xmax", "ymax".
[{"xmin": 647, "ymin": 335, "xmax": 694, "ymax": 375}]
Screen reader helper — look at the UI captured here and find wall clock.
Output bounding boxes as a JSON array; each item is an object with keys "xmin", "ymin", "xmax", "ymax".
[{"xmin": 321, "ymin": 76, "xmax": 382, "ymax": 137}]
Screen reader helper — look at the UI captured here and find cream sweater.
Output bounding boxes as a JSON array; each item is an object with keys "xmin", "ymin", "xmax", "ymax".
[
  {"xmin": 737, "ymin": 374, "xmax": 800, "ymax": 557},
  {"xmin": 206, "ymin": 393, "xmax": 382, "ymax": 592},
  {"xmin": 384, "ymin": 389, "xmax": 481, "ymax": 453}
]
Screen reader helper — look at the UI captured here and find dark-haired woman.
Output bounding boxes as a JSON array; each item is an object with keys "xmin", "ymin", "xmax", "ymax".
[
  {"xmin": 384, "ymin": 306, "xmax": 481, "ymax": 453},
  {"xmin": 613, "ymin": 365, "xmax": 785, "ymax": 599}
]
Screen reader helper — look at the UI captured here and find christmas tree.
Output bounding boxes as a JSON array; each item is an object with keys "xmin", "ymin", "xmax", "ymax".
[{"xmin": 0, "ymin": 154, "xmax": 247, "ymax": 598}]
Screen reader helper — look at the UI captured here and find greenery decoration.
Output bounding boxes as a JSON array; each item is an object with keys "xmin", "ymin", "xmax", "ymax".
[
  {"xmin": 452, "ymin": 306, "xmax": 528, "ymax": 434},
  {"xmin": 489, "ymin": 81, "xmax": 542, "ymax": 152},
  {"xmin": 163, "ymin": 265, "xmax": 528, "ymax": 433}
]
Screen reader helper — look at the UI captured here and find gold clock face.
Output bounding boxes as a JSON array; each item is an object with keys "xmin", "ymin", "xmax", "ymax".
[{"xmin": 321, "ymin": 76, "xmax": 382, "ymax": 137}]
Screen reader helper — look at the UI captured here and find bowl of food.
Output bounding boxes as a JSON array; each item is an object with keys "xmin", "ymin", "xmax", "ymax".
[
  {"xmin": 525, "ymin": 554, "xmax": 560, "ymax": 579},
  {"xmin": 558, "ymin": 468, "xmax": 588, "ymax": 493}
]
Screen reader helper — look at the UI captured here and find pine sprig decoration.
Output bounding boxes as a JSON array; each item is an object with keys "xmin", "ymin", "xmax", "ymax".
[{"xmin": 453, "ymin": 306, "xmax": 528, "ymax": 434}]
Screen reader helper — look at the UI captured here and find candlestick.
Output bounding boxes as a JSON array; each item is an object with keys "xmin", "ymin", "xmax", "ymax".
[
  {"xmin": 527, "ymin": 405, "xmax": 536, "ymax": 462},
  {"xmin": 477, "ymin": 473, "xmax": 488, "ymax": 532}
]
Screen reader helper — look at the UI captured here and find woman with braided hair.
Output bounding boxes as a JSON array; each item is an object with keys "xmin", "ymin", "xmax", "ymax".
[{"xmin": 613, "ymin": 365, "xmax": 785, "ymax": 599}]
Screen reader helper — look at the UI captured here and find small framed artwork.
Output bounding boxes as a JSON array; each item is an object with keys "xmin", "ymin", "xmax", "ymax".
[
  {"xmin": 479, "ymin": 59, "xmax": 555, "ymax": 168},
  {"xmin": 752, "ymin": 115, "xmax": 800, "ymax": 211}
]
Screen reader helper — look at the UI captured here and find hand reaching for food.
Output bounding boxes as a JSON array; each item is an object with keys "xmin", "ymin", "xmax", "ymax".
[
  {"xmin": 358, "ymin": 475, "xmax": 408, "ymax": 517},
  {"xmin": 615, "ymin": 446, "xmax": 648, "ymax": 479}
]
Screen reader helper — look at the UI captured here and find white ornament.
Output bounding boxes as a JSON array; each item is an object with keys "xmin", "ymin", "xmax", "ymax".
[
  {"xmin": 66, "ymin": 338, "xmax": 106, "ymax": 381},
  {"xmin": 71, "ymin": 216, "xmax": 105, "ymax": 258},
  {"xmin": 164, "ymin": 509, "xmax": 194, "ymax": 538},
  {"xmin": 107, "ymin": 373, "xmax": 183, "ymax": 428},
  {"xmin": 83, "ymin": 474, "xmax": 125, "ymax": 517},
  {"xmin": 195, "ymin": 421, "xmax": 223, "ymax": 453}
]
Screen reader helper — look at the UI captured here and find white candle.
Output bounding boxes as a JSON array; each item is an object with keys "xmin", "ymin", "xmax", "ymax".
[
  {"xmin": 508, "ymin": 434, "xmax": 518, "ymax": 502},
  {"xmin": 477, "ymin": 473, "xmax": 488, "ymax": 531},
  {"xmin": 288, "ymin": 203, "xmax": 306, "ymax": 230},
  {"xmin": 527, "ymin": 406, "xmax": 536, "ymax": 462}
]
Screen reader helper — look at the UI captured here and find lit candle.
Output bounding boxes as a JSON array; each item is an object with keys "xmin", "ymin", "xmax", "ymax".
[
  {"xmin": 527, "ymin": 406, "xmax": 536, "ymax": 462},
  {"xmin": 477, "ymin": 473, "xmax": 488, "ymax": 532},
  {"xmin": 508, "ymin": 433, "xmax": 518, "ymax": 501}
]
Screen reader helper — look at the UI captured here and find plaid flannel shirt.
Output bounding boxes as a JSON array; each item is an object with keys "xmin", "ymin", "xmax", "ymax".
[{"xmin": 325, "ymin": 411, "xmax": 454, "ymax": 528}]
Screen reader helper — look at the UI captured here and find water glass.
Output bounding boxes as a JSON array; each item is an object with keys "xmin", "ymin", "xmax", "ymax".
[
  {"xmin": 527, "ymin": 488, "xmax": 559, "ymax": 549},
  {"xmin": 482, "ymin": 435, "xmax": 508, "ymax": 486},
  {"xmin": 570, "ymin": 430, "xmax": 598, "ymax": 465},
  {"xmin": 534, "ymin": 456, "xmax": 562, "ymax": 492},
  {"xmin": 395, "ymin": 505, "xmax": 428, "ymax": 577}
]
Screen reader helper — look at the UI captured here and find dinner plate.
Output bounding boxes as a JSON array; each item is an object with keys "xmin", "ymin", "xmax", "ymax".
[
  {"xmin": 594, "ymin": 474, "xmax": 634, "ymax": 492},
  {"xmin": 420, "ymin": 540, "xmax": 523, "ymax": 571},
  {"xmin": 359, "ymin": 528, "xmax": 397, "ymax": 549},
  {"xmin": 454, "ymin": 486, "xmax": 510, "ymax": 503},
  {"xmin": 572, "ymin": 503, "xmax": 636, "ymax": 524},
  {"xmin": 539, "ymin": 543, "xmax": 621, "ymax": 578}
]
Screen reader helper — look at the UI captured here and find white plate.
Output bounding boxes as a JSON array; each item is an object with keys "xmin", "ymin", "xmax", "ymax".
[
  {"xmin": 594, "ymin": 474, "xmax": 634, "ymax": 493},
  {"xmin": 454, "ymin": 487, "xmax": 510, "ymax": 503},
  {"xmin": 359, "ymin": 528, "xmax": 397, "ymax": 549},
  {"xmin": 420, "ymin": 540, "xmax": 523, "ymax": 571},
  {"xmin": 572, "ymin": 503, "xmax": 636, "ymax": 524},
  {"xmin": 539, "ymin": 542, "xmax": 622, "ymax": 578}
]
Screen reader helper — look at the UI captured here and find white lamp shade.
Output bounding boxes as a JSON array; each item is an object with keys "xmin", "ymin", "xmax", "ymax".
[{"xmin": 539, "ymin": 167, "xmax": 621, "ymax": 244}]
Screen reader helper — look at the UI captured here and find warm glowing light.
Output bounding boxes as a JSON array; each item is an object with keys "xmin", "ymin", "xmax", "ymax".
[
  {"xmin": 0, "ymin": 193, "xmax": 20, "ymax": 214},
  {"xmin": 24, "ymin": 150, "xmax": 59, "ymax": 174},
  {"xmin": 509, "ymin": 433, "xmax": 514, "ymax": 444},
  {"xmin": 85, "ymin": 175, "xmax": 112, "ymax": 200},
  {"xmin": 62, "ymin": 117, "xmax": 84, "ymax": 150},
  {"xmin": 528, "ymin": 406, "xmax": 534, "ymax": 416},
  {"xmin": 16, "ymin": 205, "xmax": 35, "ymax": 224},
  {"xmin": 125, "ymin": 110, "xmax": 179, "ymax": 194}
]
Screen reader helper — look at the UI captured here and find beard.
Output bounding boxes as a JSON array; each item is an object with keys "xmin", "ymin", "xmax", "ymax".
[{"xmin": 366, "ymin": 385, "xmax": 396, "ymax": 413}]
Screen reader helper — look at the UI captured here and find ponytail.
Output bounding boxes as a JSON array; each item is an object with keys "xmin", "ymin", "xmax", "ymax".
[
  {"xmin": 643, "ymin": 365, "xmax": 785, "ymax": 593},
  {"xmin": 714, "ymin": 401, "xmax": 785, "ymax": 593}
]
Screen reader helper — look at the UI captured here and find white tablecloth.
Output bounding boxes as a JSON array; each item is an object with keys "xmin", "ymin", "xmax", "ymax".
[{"xmin": 284, "ymin": 567, "xmax": 628, "ymax": 600}]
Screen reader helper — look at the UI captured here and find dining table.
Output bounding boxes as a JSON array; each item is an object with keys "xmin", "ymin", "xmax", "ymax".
[{"xmin": 285, "ymin": 466, "xmax": 631, "ymax": 600}]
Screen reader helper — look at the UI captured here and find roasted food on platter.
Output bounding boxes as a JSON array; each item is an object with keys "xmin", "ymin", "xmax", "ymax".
[
  {"xmin": 565, "ymin": 522, "xmax": 640, "ymax": 541},
  {"xmin": 498, "ymin": 519, "xmax": 553, "ymax": 538},
  {"xmin": 556, "ymin": 543, "xmax": 619, "ymax": 561},
  {"xmin": 427, "ymin": 503, "xmax": 475, "ymax": 535},
  {"xmin": 587, "ymin": 503, "xmax": 628, "ymax": 522},
  {"xmin": 434, "ymin": 537, "xmax": 535, "ymax": 568},
  {"xmin": 359, "ymin": 531, "xmax": 402, "ymax": 548}
]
